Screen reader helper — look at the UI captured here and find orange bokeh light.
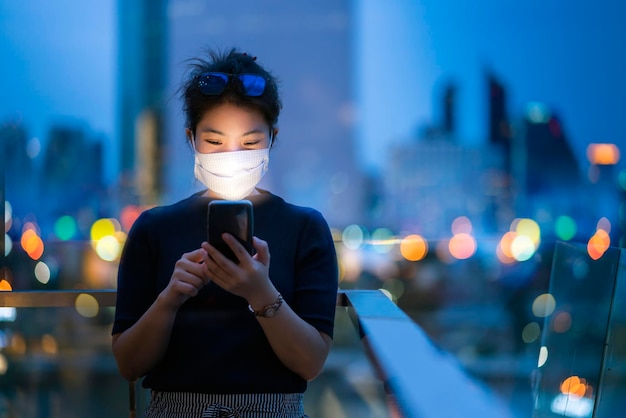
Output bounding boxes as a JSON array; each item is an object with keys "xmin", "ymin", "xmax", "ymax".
[
  {"xmin": 499, "ymin": 231, "xmax": 517, "ymax": 258},
  {"xmin": 586, "ymin": 143, "xmax": 620, "ymax": 165},
  {"xmin": 0, "ymin": 279, "xmax": 12, "ymax": 291},
  {"xmin": 400, "ymin": 234, "xmax": 428, "ymax": 261},
  {"xmin": 587, "ymin": 230, "xmax": 610, "ymax": 260},
  {"xmin": 560, "ymin": 376, "xmax": 590, "ymax": 398},
  {"xmin": 20, "ymin": 229, "xmax": 44, "ymax": 260}
]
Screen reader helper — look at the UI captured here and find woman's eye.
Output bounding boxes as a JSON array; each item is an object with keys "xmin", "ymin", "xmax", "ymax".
[
  {"xmin": 205, "ymin": 139, "xmax": 222, "ymax": 145},
  {"xmin": 244, "ymin": 139, "xmax": 263, "ymax": 146}
]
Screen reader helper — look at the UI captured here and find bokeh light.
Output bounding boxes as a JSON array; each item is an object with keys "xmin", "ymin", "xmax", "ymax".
[
  {"xmin": 552, "ymin": 311, "xmax": 572, "ymax": 333},
  {"xmin": 41, "ymin": 334, "xmax": 58, "ymax": 355},
  {"xmin": 75, "ymin": 294, "xmax": 99, "ymax": 318},
  {"xmin": 511, "ymin": 235, "xmax": 535, "ymax": 262},
  {"xmin": 4, "ymin": 201, "xmax": 12, "ymax": 231},
  {"xmin": 596, "ymin": 217, "xmax": 611, "ymax": 234},
  {"xmin": 560, "ymin": 376, "xmax": 592, "ymax": 398},
  {"xmin": 338, "ymin": 249, "xmax": 362, "ymax": 282},
  {"xmin": 26, "ymin": 137, "xmax": 41, "ymax": 158},
  {"xmin": 120, "ymin": 205, "xmax": 144, "ymax": 232},
  {"xmin": 34, "ymin": 261, "xmax": 51, "ymax": 285},
  {"xmin": 0, "ymin": 353, "xmax": 7, "ymax": 375},
  {"xmin": 0, "ymin": 279, "xmax": 11, "ymax": 291},
  {"xmin": 496, "ymin": 231, "xmax": 517, "ymax": 264},
  {"xmin": 586, "ymin": 143, "xmax": 620, "ymax": 165},
  {"xmin": 21, "ymin": 227, "xmax": 44, "ymax": 260},
  {"xmin": 619, "ymin": 169, "xmax": 626, "ymax": 191},
  {"xmin": 587, "ymin": 229, "xmax": 610, "ymax": 260},
  {"xmin": 399, "ymin": 234, "xmax": 428, "ymax": 261},
  {"xmin": 554, "ymin": 216, "xmax": 577, "ymax": 241},
  {"xmin": 538, "ymin": 346, "xmax": 548, "ymax": 367},
  {"xmin": 0, "ymin": 307, "xmax": 16, "ymax": 322},
  {"xmin": 371, "ymin": 228, "xmax": 395, "ymax": 254},
  {"xmin": 515, "ymin": 218, "xmax": 541, "ymax": 246},
  {"xmin": 448, "ymin": 233, "xmax": 476, "ymax": 259},
  {"xmin": 532, "ymin": 293, "xmax": 557, "ymax": 318},
  {"xmin": 90, "ymin": 218, "xmax": 119, "ymax": 241},
  {"xmin": 54, "ymin": 215, "xmax": 78, "ymax": 240},
  {"xmin": 4, "ymin": 234, "xmax": 11, "ymax": 256},
  {"xmin": 522, "ymin": 322, "xmax": 541, "ymax": 343},
  {"xmin": 96, "ymin": 235, "xmax": 121, "ymax": 261},
  {"xmin": 342, "ymin": 224, "xmax": 364, "ymax": 250},
  {"xmin": 526, "ymin": 102, "xmax": 551, "ymax": 123},
  {"xmin": 451, "ymin": 216, "xmax": 472, "ymax": 234},
  {"xmin": 90, "ymin": 218, "xmax": 124, "ymax": 261}
]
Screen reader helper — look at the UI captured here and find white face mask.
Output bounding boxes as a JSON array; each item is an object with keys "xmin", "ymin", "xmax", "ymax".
[{"xmin": 193, "ymin": 145, "xmax": 270, "ymax": 200}]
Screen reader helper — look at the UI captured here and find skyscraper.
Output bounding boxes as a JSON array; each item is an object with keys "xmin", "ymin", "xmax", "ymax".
[{"xmin": 117, "ymin": 0, "xmax": 168, "ymax": 206}]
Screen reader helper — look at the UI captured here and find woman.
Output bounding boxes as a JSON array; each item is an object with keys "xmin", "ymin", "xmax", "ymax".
[{"xmin": 112, "ymin": 48, "xmax": 339, "ymax": 417}]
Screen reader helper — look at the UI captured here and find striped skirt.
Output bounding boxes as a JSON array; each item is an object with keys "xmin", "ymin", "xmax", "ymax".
[{"xmin": 144, "ymin": 391, "xmax": 308, "ymax": 418}]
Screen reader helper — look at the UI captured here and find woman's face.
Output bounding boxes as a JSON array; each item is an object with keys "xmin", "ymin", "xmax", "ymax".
[{"xmin": 191, "ymin": 102, "xmax": 272, "ymax": 154}]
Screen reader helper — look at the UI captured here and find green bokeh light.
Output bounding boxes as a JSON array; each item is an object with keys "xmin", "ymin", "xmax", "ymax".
[
  {"xmin": 555, "ymin": 216, "xmax": 577, "ymax": 241},
  {"xmin": 54, "ymin": 215, "xmax": 77, "ymax": 241}
]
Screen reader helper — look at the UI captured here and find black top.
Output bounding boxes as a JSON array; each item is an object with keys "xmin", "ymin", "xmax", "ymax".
[{"xmin": 112, "ymin": 191, "xmax": 339, "ymax": 394}]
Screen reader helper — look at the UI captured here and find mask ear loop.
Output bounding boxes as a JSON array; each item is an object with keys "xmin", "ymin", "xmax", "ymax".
[
  {"xmin": 269, "ymin": 129, "xmax": 276, "ymax": 148},
  {"xmin": 190, "ymin": 133, "xmax": 198, "ymax": 152}
]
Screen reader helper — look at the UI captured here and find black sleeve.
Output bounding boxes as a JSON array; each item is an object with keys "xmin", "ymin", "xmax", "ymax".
[
  {"xmin": 112, "ymin": 210, "xmax": 159, "ymax": 335},
  {"xmin": 292, "ymin": 209, "xmax": 339, "ymax": 338}
]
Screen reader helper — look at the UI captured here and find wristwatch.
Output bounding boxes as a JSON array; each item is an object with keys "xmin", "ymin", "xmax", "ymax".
[{"xmin": 248, "ymin": 294, "xmax": 283, "ymax": 318}]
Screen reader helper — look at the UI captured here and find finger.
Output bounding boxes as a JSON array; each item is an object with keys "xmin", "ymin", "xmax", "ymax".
[
  {"xmin": 203, "ymin": 238, "xmax": 238, "ymax": 270},
  {"xmin": 222, "ymin": 233, "xmax": 252, "ymax": 265},
  {"xmin": 172, "ymin": 279, "xmax": 201, "ymax": 297},
  {"xmin": 252, "ymin": 236, "xmax": 270, "ymax": 265},
  {"xmin": 184, "ymin": 248, "xmax": 207, "ymax": 263},
  {"xmin": 200, "ymin": 242, "xmax": 232, "ymax": 281},
  {"xmin": 173, "ymin": 268, "xmax": 206, "ymax": 289}
]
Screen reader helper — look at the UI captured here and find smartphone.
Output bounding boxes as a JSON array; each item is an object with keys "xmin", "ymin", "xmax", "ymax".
[{"xmin": 207, "ymin": 200, "xmax": 254, "ymax": 263}]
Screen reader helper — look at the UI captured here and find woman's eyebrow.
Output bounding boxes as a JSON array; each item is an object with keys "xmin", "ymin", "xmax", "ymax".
[
  {"xmin": 242, "ymin": 129, "xmax": 266, "ymax": 137},
  {"xmin": 198, "ymin": 128, "xmax": 225, "ymax": 136}
]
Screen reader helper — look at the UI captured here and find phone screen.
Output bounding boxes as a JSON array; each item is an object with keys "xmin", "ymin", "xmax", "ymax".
[{"xmin": 207, "ymin": 200, "xmax": 254, "ymax": 263}]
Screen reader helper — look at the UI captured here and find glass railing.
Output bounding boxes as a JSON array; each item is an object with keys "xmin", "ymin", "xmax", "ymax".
[
  {"xmin": 531, "ymin": 241, "xmax": 626, "ymax": 418},
  {"xmin": 0, "ymin": 288, "xmax": 509, "ymax": 417}
]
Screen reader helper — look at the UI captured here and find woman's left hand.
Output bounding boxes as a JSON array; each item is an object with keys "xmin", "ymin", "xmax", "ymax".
[{"xmin": 201, "ymin": 235, "xmax": 275, "ymax": 303}]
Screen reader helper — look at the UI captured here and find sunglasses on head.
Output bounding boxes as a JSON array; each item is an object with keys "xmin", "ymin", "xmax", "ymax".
[{"xmin": 196, "ymin": 72, "xmax": 267, "ymax": 97}]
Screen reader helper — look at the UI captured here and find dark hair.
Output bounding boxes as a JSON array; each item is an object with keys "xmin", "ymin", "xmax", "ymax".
[{"xmin": 179, "ymin": 48, "xmax": 282, "ymax": 140}]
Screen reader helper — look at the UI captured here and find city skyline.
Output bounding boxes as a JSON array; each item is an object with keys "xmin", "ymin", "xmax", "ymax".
[{"xmin": 2, "ymin": 1, "xmax": 625, "ymax": 190}]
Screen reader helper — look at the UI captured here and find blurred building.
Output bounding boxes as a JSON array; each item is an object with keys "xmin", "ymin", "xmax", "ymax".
[
  {"xmin": 374, "ymin": 73, "xmax": 514, "ymax": 238},
  {"xmin": 380, "ymin": 137, "xmax": 510, "ymax": 238},
  {"xmin": 40, "ymin": 124, "xmax": 105, "ymax": 237},
  {"xmin": 164, "ymin": 0, "xmax": 366, "ymax": 228},
  {"xmin": 1, "ymin": 123, "xmax": 35, "ymax": 219},
  {"xmin": 487, "ymin": 74, "xmax": 512, "ymax": 171},
  {"xmin": 117, "ymin": 0, "xmax": 168, "ymax": 207}
]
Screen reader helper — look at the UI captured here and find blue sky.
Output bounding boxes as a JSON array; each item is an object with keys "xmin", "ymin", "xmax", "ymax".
[
  {"xmin": 355, "ymin": 0, "xmax": 626, "ymax": 173},
  {"xmin": 2, "ymin": 1, "xmax": 625, "ymax": 181},
  {"xmin": 0, "ymin": 1, "xmax": 116, "ymax": 176}
]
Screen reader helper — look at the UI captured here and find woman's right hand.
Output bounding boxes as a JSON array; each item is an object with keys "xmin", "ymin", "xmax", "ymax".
[{"xmin": 158, "ymin": 248, "xmax": 210, "ymax": 310}]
